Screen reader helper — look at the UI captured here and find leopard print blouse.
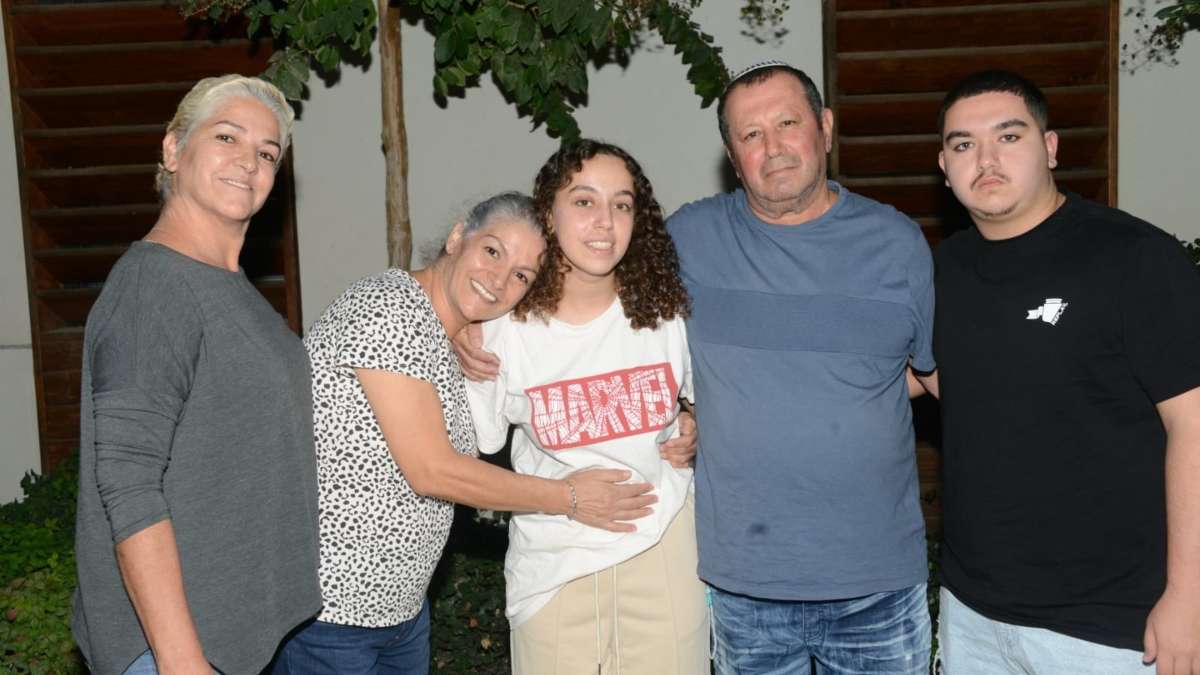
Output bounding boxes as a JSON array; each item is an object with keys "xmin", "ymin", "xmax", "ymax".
[{"xmin": 303, "ymin": 269, "xmax": 477, "ymax": 626}]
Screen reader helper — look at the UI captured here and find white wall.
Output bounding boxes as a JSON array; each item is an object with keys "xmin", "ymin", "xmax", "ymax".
[
  {"xmin": 1119, "ymin": 3, "xmax": 1200, "ymax": 240},
  {"xmin": 292, "ymin": 3, "xmax": 823, "ymax": 323},
  {"xmin": 290, "ymin": 51, "xmax": 389, "ymax": 328},
  {"xmin": 0, "ymin": 8, "xmax": 42, "ymax": 503}
]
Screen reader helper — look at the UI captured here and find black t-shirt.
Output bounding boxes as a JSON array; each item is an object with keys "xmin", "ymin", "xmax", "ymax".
[{"xmin": 933, "ymin": 192, "xmax": 1200, "ymax": 650}]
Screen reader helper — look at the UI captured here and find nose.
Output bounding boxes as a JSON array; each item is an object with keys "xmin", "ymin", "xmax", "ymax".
[
  {"xmin": 487, "ymin": 266, "xmax": 506, "ymax": 292},
  {"xmin": 978, "ymin": 141, "xmax": 999, "ymax": 171},
  {"xmin": 237, "ymin": 146, "xmax": 258, "ymax": 172},
  {"xmin": 595, "ymin": 204, "xmax": 614, "ymax": 230},
  {"xmin": 764, "ymin": 128, "xmax": 784, "ymax": 158}
]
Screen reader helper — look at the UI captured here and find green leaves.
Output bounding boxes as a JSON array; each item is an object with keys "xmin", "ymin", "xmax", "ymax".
[
  {"xmin": 179, "ymin": 0, "xmax": 735, "ymax": 140},
  {"xmin": 263, "ymin": 48, "xmax": 312, "ymax": 100},
  {"xmin": 0, "ymin": 460, "xmax": 83, "ymax": 673},
  {"xmin": 180, "ymin": 0, "xmax": 376, "ymax": 101},
  {"xmin": 645, "ymin": 0, "xmax": 728, "ymax": 108},
  {"xmin": 415, "ymin": 0, "xmax": 730, "ymax": 142}
]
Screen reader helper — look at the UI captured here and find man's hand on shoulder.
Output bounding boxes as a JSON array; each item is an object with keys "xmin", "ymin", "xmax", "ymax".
[{"xmin": 452, "ymin": 322, "xmax": 499, "ymax": 382}]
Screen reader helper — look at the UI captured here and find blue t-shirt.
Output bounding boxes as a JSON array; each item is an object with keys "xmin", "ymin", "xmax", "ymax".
[{"xmin": 668, "ymin": 182, "xmax": 934, "ymax": 600}]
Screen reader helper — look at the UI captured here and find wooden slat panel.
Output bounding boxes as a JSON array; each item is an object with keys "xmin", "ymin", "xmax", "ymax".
[
  {"xmin": 42, "ymin": 403, "xmax": 79, "ymax": 441},
  {"xmin": 838, "ymin": 86, "xmax": 1109, "ymax": 135},
  {"xmin": 32, "ymin": 242, "xmax": 286, "ymax": 292},
  {"xmin": 14, "ymin": 41, "xmax": 270, "ymax": 88},
  {"xmin": 30, "ymin": 205, "xmax": 158, "ymax": 248},
  {"xmin": 37, "ymin": 329, "xmax": 84, "ymax": 375},
  {"xmin": 27, "ymin": 166, "xmax": 158, "ymax": 208},
  {"xmin": 42, "ymin": 440, "xmax": 76, "ymax": 473},
  {"xmin": 9, "ymin": 4, "xmax": 246, "ymax": 48},
  {"xmin": 36, "ymin": 289, "xmax": 99, "ymax": 330},
  {"xmin": 1056, "ymin": 172, "xmax": 1108, "ymax": 201},
  {"xmin": 23, "ymin": 124, "xmax": 163, "ymax": 169},
  {"xmin": 837, "ymin": 43, "xmax": 1108, "ymax": 95},
  {"xmin": 837, "ymin": 2, "xmax": 1108, "ymax": 52},
  {"xmin": 41, "ymin": 369, "xmax": 80, "ymax": 406},
  {"xmin": 839, "ymin": 136, "xmax": 941, "ymax": 177},
  {"xmin": 838, "ymin": 0, "xmax": 1066, "ymax": 10},
  {"xmin": 19, "ymin": 83, "xmax": 190, "ymax": 128},
  {"xmin": 32, "ymin": 246, "xmax": 125, "ymax": 290},
  {"xmin": 846, "ymin": 179, "xmax": 952, "ymax": 217}
]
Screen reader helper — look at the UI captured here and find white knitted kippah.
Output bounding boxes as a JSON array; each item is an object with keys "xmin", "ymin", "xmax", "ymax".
[{"xmin": 726, "ymin": 59, "xmax": 796, "ymax": 90}]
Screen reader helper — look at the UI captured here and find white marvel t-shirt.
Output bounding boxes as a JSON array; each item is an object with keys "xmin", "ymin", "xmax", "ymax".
[{"xmin": 466, "ymin": 298, "xmax": 694, "ymax": 627}]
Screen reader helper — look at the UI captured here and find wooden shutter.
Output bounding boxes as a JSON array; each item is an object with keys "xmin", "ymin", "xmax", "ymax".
[
  {"xmin": 825, "ymin": 0, "xmax": 1119, "ymax": 244},
  {"xmin": 2, "ymin": 0, "xmax": 302, "ymax": 472}
]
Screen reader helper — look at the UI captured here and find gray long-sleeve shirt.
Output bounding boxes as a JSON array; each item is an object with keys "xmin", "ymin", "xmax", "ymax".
[{"xmin": 72, "ymin": 241, "xmax": 321, "ymax": 675}]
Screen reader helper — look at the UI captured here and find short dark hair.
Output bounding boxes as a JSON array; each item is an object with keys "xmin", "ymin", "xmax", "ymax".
[
  {"xmin": 718, "ymin": 64, "xmax": 823, "ymax": 146},
  {"xmin": 938, "ymin": 70, "xmax": 1049, "ymax": 134}
]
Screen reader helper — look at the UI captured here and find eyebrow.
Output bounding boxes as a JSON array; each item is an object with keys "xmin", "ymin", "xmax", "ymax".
[
  {"xmin": 568, "ymin": 184, "xmax": 635, "ymax": 199},
  {"xmin": 944, "ymin": 118, "xmax": 1030, "ymax": 144},
  {"xmin": 214, "ymin": 120, "xmax": 282, "ymax": 149},
  {"xmin": 482, "ymin": 233, "xmax": 507, "ymax": 257}
]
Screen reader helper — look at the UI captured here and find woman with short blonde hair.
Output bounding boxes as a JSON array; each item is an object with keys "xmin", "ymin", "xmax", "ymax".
[{"xmin": 73, "ymin": 74, "xmax": 320, "ymax": 675}]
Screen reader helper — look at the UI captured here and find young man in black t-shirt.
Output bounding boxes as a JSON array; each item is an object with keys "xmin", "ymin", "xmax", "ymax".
[{"xmin": 927, "ymin": 70, "xmax": 1200, "ymax": 674}]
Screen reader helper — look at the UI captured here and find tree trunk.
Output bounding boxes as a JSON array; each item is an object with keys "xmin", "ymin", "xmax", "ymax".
[{"xmin": 379, "ymin": 0, "xmax": 412, "ymax": 269}]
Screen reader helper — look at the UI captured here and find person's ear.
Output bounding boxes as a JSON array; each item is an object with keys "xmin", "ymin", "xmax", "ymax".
[
  {"xmin": 162, "ymin": 133, "xmax": 181, "ymax": 173},
  {"xmin": 821, "ymin": 108, "xmax": 834, "ymax": 152},
  {"xmin": 445, "ymin": 222, "xmax": 466, "ymax": 255},
  {"xmin": 1044, "ymin": 130, "xmax": 1059, "ymax": 170}
]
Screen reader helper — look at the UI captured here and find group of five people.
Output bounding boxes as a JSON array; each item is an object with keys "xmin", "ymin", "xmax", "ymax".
[{"xmin": 71, "ymin": 60, "xmax": 1200, "ymax": 675}]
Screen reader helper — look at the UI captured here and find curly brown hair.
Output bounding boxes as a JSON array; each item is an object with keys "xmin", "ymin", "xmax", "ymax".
[{"xmin": 512, "ymin": 139, "xmax": 690, "ymax": 330}]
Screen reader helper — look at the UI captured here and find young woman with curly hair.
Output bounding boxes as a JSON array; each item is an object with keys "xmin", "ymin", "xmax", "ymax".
[{"xmin": 461, "ymin": 139, "xmax": 707, "ymax": 674}]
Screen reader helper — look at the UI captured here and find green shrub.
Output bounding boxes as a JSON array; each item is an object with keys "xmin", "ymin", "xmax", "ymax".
[
  {"xmin": 0, "ymin": 460, "xmax": 84, "ymax": 673},
  {"xmin": 0, "ymin": 554, "xmax": 82, "ymax": 675},
  {"xmin": 429, "ymin": 507, "xmax": 510, "ymax": 673}
]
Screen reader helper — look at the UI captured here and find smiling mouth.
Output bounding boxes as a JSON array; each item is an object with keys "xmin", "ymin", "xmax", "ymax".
[
  {"xmin": 470, "ymin": 279, "xmax": 497, "ymax": 302},
  {"xmin": 220, "ymin": 178, "xmax": 252, "ymax": 191},
  {"xmin": 585, "ymin": 241, "xmax": 613, "ymax": 251}
]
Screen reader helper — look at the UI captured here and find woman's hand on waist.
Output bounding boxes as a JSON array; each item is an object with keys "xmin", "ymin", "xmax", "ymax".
[{"xmin": 564, "ymin": 468, "xmax": 656, "ymax": 533}]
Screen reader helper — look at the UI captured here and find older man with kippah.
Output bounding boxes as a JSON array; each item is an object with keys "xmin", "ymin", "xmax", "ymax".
[{"xmin": 666, "ymin": 61, "xmax": 937, "ymax": 674}]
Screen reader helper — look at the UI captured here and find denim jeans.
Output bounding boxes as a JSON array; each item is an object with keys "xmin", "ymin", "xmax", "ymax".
[
  {"xmin": 710, "ymin": 582, "xmax": 930, "ymax": 675},
  {"xmin": 121, "ymin": 650, "xmax": 221, "ymax": 675},
  {"xmin": 937, "ymin": 587, "xmax": 1151, "ymax": 674},
  {"xmin": 269, "ymin": 601, "xmax": 431, "ymax": 675}
]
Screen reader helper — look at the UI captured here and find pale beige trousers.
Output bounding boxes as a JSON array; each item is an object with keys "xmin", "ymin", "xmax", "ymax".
[{"xmin": 510, "ymin": 496, "xmax": 709, "ymax": 675}]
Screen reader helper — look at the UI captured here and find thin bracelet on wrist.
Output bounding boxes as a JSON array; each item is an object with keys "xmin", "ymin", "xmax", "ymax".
[{"xmin": 564, "ymin": 478, "xmax": 578, "ymax": 520}]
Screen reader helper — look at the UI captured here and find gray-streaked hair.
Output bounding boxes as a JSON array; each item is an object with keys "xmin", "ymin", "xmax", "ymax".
[
  {"xmin": 156, "ymin": 74, "xmax": 295, "ymax": 200},
  {"xmin": 423, "ymin": 191, "xmax": 542, "ymax": 264}
]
